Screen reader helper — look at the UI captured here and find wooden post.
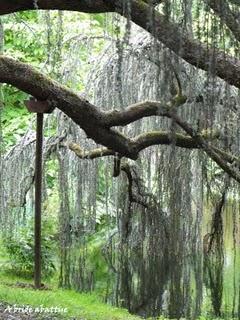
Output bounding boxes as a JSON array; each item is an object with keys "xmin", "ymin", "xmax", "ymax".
[
  {"xmin": 24, "ymin": 98, "xmax": 54, "ymax": 289},
  {"xmin": 34, "ymin": 112, "xmax": 43, "ymax": 289}
]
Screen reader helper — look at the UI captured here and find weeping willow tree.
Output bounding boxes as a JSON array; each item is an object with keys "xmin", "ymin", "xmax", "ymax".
[{"xmin": 0, "ymin": 0, "xmax": 240, "ymax": 319}]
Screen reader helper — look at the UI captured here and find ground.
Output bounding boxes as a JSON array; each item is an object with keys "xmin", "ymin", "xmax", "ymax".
[{"xmin": 0, "ymin": 271, "xmax": 140, "ymax": 320}]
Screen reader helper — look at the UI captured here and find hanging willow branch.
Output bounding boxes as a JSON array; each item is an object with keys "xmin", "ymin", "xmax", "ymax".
[
  {"xmin": 0, "ymin": 1, "xmax": 239, "ymax": 182},
  {"xmin": 1, "ymin": 54, "xmax": 240, "ymax": 183},
  {"xmin": 205, "ymin": 176, "xmax": 230, "ymax": 254},
  {"xmin": 169, "ymin": 113, "xmax": 240, "ymax": 183},
  {"xmin": 69, "ymin": 105, "xmax": 240, "ymax": 184},
  {"xmin": 120, "ymin": 163, "xmax": 149, "ymax": 208},
  {"xmin": 0, "ymin": 0, "xmax": 240, "ymax": 89},
  {"xmin": 205, "ymin": 0, "xmax": 240, "ymax": 42}
]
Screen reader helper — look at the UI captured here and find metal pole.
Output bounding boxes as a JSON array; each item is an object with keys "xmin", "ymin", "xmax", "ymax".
[{"xmin": 34, "ymin": 112, "xmax": 43, "ymax": 289}]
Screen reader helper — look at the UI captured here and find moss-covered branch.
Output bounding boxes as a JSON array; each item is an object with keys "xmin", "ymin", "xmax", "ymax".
[
  {"xmin": 106, "ymin": 0, "xmax": 240, "ymax": 89},
  {"xmin": 69, "ymin": 129, "xmax": 221, "ymax": 160},
  {"xmin": 0, "ymin": 0, "xmax": 109, "ymax": 15},
  {"xmin": 104, "ymin": 95, "xmax": 187, "ymax": 128},
  {"xmin": 1, "ymin": 54, "xmax": 239, "ymax": 183},
  {"xmin": 1, "ymin": 0, "xmax": 240, "ymax": 89},
  {"xmin": 68, "ymin": 143, "xmax": 114, "ymax": 159},
  {"xmin": 0, "ymin": 55, "xmax": 138, "ymax": 159}
]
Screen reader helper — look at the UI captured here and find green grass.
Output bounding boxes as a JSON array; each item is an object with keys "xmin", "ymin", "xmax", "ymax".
[
  {"xmin": 0, "ymin": 275, "xmax": 234, "ymax": 320},
  {"xmin": 0, "ymin": 255, "xmax": 235, "ymax": 320},
  {"xmin": 0, "ymin": 271, "xmax": 140, "ymax": 320},
  {"xmin": 0, "ymin": 287, "xmax": 139, "ymax": 320},
  {"xmin": 0, "ymin": 270, "xmax": 236, "ymax": 320},
  {"xmin": 0, "ymin": 239, "xmax": 141, "ymax": 320}
]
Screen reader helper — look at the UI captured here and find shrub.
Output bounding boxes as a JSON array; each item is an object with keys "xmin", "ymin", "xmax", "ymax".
[{"xmin": 3, "ymin": 216, "xmax": 56, "ymax": 278}]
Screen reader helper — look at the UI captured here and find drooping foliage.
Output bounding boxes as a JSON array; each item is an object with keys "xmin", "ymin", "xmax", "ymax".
[{"xmin": 1, "ymin": 1, "xmax": 240, "ymax": 319}]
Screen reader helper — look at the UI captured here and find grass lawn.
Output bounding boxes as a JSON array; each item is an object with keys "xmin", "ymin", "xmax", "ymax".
[
  {"xmin": 0, "ymin": 273, "xmax": 234, "ymax": 320},
  {"xmin": 0, "ymin": 270, "xmax": 141, "ymax": 320},
  {"xmin": 0, "ymin": 286, "xmax": 139, "ymax": 320},
  {"xmin": 0, "ymin": 253, "xmax": 235, "ymax": 320}
]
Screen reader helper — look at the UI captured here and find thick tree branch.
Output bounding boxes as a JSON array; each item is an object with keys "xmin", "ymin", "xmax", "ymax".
[
  {"xmin": 205, "ymin": 0, "xmax": 240, "ymax": 42},
  {"xmin": 0, "ymin": 55, "xmax": 138, "ymax": 159},
  {"xmin": 1, "ymin": 0, "xmax": 240, "ymax": 89},
  {"xmin": 1, "ymin": 54, "xmax": 239, "ymax": 184},
  {"xmin": 0, "ymin": 56, "xmax": 186, "ymax": 160},
  {"xmin": 104, "ymin": 96, "xmax": 187, "ymax": 127},
  {"xmin": 106, "ymin": 0, "xmax": 240, "ymax": 89},
  {"xmin": 105, "ymin": 101, "xmax": 168, "ymax": 127},
  {"xmin": 133, "ymin": 130, "xmax": 220, "ymax": 152},
  {"xmin": 0, "ymin": 0, "xmax": 163, "ymax": 15},
  {"xmin": 0, "ymin": 0, "xmax": 109, "ymax": 15},
  {"xmin": 68, "ymin": 129, "xmax": 220, "ymax": 159}
]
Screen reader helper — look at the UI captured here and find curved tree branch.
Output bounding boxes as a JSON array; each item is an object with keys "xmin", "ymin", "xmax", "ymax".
[
  {"xmin": 68, "ymin": 129, "xmax": 221, "ymax": 159},
  {"xmin": 0, "ymin": 0, "xmax": 240, "ymax": 89},
  {"xmin": 0, "ymin": 0, "xmax": 109, "ymax": 15},
  {"xmin": 1, "ymin": 54, "xmax": 239, "ymax": 184},
  {"xmin": 104, "ymin": 101, "xmax": 169, "ymax": 127},
  {"xmin": 104, "ymin": 96, "xmax": 187, "ymax": 127},
  {"xmin": 0, "ymin": 56, "xmax": 185, "ymax": 159},
  {"xmin": 0, "ymin": 55, "xmax": 138, "ymax": 159},
  {"xmin": 133, "ymin": 129, "xmax": 220, "ymax": 152},
  {"xmin": 106, "ymin": 0, "xmax": 240, "ymax": 89}
]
